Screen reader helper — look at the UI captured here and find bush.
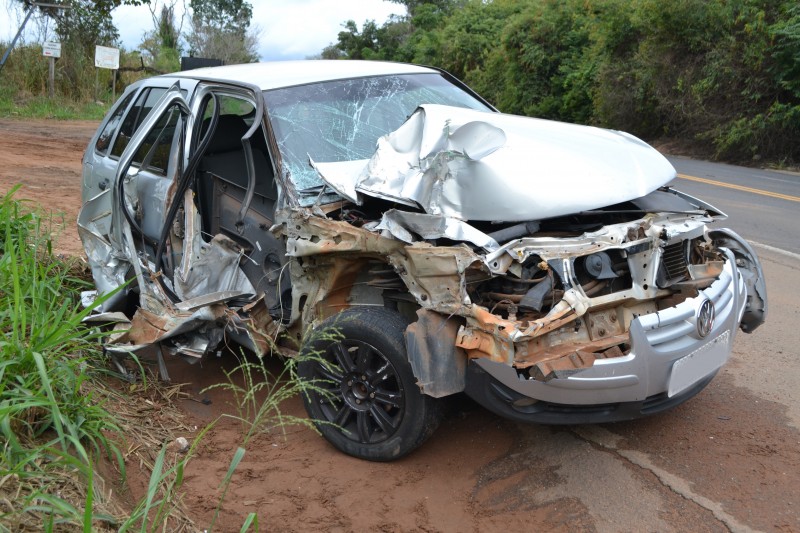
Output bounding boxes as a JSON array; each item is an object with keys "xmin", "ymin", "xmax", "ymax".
[{"xmin": 328, "ymin": 0, "xmax": 800, "ymax": 165}]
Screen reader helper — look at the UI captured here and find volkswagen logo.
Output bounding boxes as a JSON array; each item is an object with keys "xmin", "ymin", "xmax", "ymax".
[{"xmin": 696, "ymin": 299, "xmax": 715, "ymax": 338}]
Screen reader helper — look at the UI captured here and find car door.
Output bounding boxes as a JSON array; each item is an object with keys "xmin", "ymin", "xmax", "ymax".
[
  {"xmin": 79, "ymin": 84, "xmax": 194, "ymax": 312},
  {"xmin": 110, "ymin": 81, "xmax": 277, "ymax": 309}
]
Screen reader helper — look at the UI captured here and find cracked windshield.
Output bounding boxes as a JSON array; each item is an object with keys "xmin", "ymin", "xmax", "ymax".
[{"xmin": 264, "ymin": 73, "xmax": 490, "ymax": 204}]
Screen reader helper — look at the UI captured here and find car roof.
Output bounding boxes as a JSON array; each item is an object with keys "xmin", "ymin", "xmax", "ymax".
[{"xmin": 169, "ymin": 60, "xmax": 439, "ymax": 91}]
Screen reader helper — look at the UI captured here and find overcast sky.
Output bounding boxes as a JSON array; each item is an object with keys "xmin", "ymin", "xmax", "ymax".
[{"xmin": 2, "ymin": 0, "xmax": 405, "ymax": 61}]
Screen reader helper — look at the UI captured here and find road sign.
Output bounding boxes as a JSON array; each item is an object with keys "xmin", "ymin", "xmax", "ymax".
[
  {"xmin": 42, "ymin": 41, "xmax": 61, "ymax": 58},
  {"xmin": 95, "ymin": 46, "xmax": 120, "ymax": 70}
]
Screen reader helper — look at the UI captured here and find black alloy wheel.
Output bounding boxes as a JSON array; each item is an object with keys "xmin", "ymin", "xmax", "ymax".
[{"xmin": 298, "ymin": 307, "xmax": 441, "ymax": 461}]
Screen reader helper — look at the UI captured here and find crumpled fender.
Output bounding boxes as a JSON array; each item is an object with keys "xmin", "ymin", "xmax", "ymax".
[{"xmin": 709, "ymin": 228, "xmax": 767, "ymax": 333}]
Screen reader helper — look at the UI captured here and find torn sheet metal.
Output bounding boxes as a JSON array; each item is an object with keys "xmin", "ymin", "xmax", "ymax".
[
  {"xmin": 77, "ymin": 189, "xmax": 129, "ymax": 312},
  {"xmin": 173, "ymin": 197, "xmax": 255, "ymax": 301},
  {"xmin": 94, "ymin": 305, "xmax": 228, "ymax": 356},
  {"xmin": 370, "ymin": 209, "xmax": 499, "ymax": 251},
  {"xmin": 314, "ymin": 104, "xmax": 676, "ymax": 221}
]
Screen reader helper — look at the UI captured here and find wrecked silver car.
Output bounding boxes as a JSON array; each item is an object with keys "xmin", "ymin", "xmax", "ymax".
[{"xmin": 80, "ymin": 61, "xmax": 767, "ymax": 461}]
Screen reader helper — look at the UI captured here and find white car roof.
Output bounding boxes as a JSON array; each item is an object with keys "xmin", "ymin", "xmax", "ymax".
[{"xmin": 170, "ymin": 60, "xmax": 438, "ymax": 91}]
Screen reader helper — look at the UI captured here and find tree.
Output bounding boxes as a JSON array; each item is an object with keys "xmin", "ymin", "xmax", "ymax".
[
  {"xmin": 186, "ymin": 0, "xmax": 259, "ymax": 63},
  {"xmin": 139, "ymin": 1, "xmax": 182, "ymax": 72},
  {"xmin": 9, "ymin": 0, "xmax": 147, "ymax": 97},
  {"xmin": 386, "ymin": 0, "xmax": 456, "ymax": 18}
]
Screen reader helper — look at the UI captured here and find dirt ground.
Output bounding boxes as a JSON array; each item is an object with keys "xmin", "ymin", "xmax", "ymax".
[{"xmin": 2, "ymin": 118, "xmax": 798, "ymax": 532}]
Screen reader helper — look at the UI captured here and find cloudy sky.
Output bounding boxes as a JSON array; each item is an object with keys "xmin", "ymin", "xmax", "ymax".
[{"xmin": 2, "ymin": 0, "xmax": 405, "ymax": 61}]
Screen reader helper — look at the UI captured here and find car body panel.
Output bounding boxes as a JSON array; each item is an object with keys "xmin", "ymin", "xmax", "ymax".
[{"xmin": 315, "ymin": 104, "xmax": 677, "ymax": 221}]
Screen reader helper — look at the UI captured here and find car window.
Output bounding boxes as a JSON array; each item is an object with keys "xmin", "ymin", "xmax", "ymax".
[
  {"xmin": 95, "ymin": 91, "xmax": 135, "ymax": 154},
  {"xmin": 198, "ymin": 93, "xmax": 256, "ymax": 135},
  {"xmin": 263, "ymin": 73, "xmax": 491, "ymax": 196},
  {"xmin": 132, "ymin": 104, "xmax": 184, "ymax": 177},
  {"xmin": 207, "ymin": 95, "xmax": 255, "ymax": 121},
  {"xmin": 110, "ymin": 87, "xmax": 167, "ymax": 159}
]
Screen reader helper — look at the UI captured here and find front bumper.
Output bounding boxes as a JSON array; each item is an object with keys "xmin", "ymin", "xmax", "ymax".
[{"xmin": 465, "ymin": 251, "xmax": 746, "ymax": 421}]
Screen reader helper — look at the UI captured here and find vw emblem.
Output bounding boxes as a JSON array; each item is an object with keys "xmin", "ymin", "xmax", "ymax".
[{"xmin": 696, "ymin": 299, "xmax": 715, "ymax": 338}]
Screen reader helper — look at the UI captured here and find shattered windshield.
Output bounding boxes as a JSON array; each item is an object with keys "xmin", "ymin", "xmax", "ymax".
[{"xmin": 263, "ymin": 73, "xmax": 491, "ymax": 204}]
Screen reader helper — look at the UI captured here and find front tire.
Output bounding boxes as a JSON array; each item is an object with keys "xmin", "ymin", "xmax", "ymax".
[{"xmin": 298, "ymin": 307, "xmax": 441, "ymax": 461}]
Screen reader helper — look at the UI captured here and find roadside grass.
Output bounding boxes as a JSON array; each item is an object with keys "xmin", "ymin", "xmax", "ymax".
[
  {"xmin": 0, "ymin": 85, "xmax": 108, "ymax": 120},
  {"xmin": 0, "ymin": 187, "xmax": 329, "ymax": 531},
  {"xmin": 0, "ymin": 186, "xmax": 122, "ymax": 529}
]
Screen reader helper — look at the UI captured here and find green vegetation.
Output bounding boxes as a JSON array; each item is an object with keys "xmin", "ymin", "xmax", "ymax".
[
  {"xmin": 0, "ymin": 41, "xmax": 153, "ymax": 119},
  {"xmin": 0, "ymin": 86, "xmax": 108, "ymax": 120},
  {"xmin": 0, "ymin": 187, "xmax": 122, "ymax": 529},
  {"xmin": 326, "ymin": 0, "xmax": 800, "ymax": 165},
  {"xmin": 1, "ymin": 0, "xmax": 259, "ymax": 120},
  {"xmin": 0, "ymin": 189, "xmax": 318, "ymax": 529}
]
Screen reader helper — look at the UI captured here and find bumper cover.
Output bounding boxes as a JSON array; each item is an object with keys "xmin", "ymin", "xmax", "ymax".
[{"xmin": 465, "ymin": 251, "xmax": 746, "ymax": 420}]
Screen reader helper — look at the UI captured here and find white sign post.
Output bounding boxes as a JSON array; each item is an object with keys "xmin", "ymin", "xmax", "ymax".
[
  {"xmin": 42, "ymin": 41, "xmax": 61, "ymax": 58},
  {"xmin": 94, "ymin": 45, "xmax": 120, "ymax": 101},
  {"xmin": 42, "ymin": 42, "xmax": 61, "ymax": 98},
  {"xmin": 94, "ymin": 46, "xmax": 119, "ymax": 69}
]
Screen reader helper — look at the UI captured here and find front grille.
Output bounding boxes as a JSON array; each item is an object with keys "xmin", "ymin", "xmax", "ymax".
[
  {"xmin": 642, "ymin": 268, "xmax": 733, "ymax": 348},
  {"xmin": 657, "ymin": 241, "xmax": 688, "ymax": 287}
]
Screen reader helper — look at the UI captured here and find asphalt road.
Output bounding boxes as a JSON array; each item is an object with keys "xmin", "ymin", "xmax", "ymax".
[{"xmin": 667, "ymin": 156, "xmax": 800, "ymax": 255}]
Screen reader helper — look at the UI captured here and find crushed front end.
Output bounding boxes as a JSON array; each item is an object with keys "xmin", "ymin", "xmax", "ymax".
[
  {"xmin": 456, "ymin": 202, "xmax": 767, "ymax": 422},
  {"xmin": 277, "ymin": 186, "xmax": 766, "ymax": 425}
]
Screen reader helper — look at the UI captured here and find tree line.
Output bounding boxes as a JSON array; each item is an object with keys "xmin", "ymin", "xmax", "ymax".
[
  {"xmin": 323, "ymin": 0, "xmax": 800, "ymax": 165},
  {"xmin": 1, "ymin": 0, "xmax": 258, "ymax": 102}
]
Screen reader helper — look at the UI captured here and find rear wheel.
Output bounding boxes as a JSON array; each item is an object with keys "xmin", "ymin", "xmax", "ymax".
[{"xmin": 298, "ymin": 307, "xmax": 441, "ymax": 461}]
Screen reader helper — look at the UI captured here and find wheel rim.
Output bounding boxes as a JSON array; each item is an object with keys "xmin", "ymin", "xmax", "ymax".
[{"xmin": 312, "ymin": 339, "xmax": 405, "ymax": 444}]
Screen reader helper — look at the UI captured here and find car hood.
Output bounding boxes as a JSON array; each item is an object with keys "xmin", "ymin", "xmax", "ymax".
[{"xmin": 314, "ymin": 104, "xmax": 676, "ymax": 221}]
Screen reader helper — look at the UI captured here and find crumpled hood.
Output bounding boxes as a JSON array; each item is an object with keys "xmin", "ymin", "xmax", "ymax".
[{"xmin": 315, "ymin": 104, "xmax": 677, "ymax": 221}]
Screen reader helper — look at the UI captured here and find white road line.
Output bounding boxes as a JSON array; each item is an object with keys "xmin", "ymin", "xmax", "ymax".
[{"xmin": 749, "ymin": 241, "xmax": 800, "ymax": 262}]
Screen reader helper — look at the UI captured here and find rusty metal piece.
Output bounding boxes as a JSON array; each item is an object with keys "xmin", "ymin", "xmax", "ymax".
[
  {"xmin": 515, "ymin": 334, "xmax": 629, "ymax": 368},
  {"xmin": 598, "ymin": 344, "xmax": 625, "ymax": 359},
  {"xmin": 405, "ymin": 309, "xmax": 467, "ymax": 397},
  {"xmin": 241, "ymin": 296, "xmax": 280, "ymax": 355},
  {"xmin": 125, "ymin": 308, "xmax": 171, "ymax": 345},
  {"xmin": 455, "ymin": 327, "xmax": 514, "ymax": 364}
]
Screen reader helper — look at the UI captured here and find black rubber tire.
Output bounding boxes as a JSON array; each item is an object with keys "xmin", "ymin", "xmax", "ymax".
[{"xmin": 298, "ymin": 307, "xmax": 441, "ymax": 461}]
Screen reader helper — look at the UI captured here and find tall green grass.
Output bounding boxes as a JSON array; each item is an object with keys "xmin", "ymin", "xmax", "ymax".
[
  {"xmin": 0, "ymin": 186, "xmax": 121, "ymax": 529},
  {"xmin": 0, "ymin": 85, "xmax": 109, "ymax": 120},
  {"xmin": 0, "ymin": 186, "xmax": 329, "ymax": 530}
]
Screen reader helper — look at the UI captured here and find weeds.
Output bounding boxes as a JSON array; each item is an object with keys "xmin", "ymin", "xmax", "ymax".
[
  {"xmin": 0, "ymin": 86, "xmax": 109, "ymax": 120},
  {"xmin": 0, "ymin": 187, "xmax": 326, "ymax": 531},
  {"xmin": 201, "ymin": 349, "xmax": 329, "ymax": 531},
  {"xmin": 0, "ymin": 188, "xmax": 121, "ymax": 529}
]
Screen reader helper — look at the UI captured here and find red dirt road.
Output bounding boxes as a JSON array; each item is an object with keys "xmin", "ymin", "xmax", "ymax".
[{"xmin": 1, "ymin": 118, "xmax": 798, "ymax": 532}]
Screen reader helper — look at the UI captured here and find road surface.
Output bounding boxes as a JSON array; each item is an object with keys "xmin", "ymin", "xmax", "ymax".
[{"xmin": 669, "ymin": 156, "xmax": 800, "ymax": 255}]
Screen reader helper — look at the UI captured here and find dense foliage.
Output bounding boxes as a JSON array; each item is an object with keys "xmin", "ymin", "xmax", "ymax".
[{"xmin": 325, "ymin": 0, "xmax": 800, "ymax": 164}]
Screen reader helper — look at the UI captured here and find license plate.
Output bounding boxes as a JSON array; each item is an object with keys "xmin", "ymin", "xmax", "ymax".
[{"xmin": 668, "ymin": 330, "xmax": 730, "ymax": 397}]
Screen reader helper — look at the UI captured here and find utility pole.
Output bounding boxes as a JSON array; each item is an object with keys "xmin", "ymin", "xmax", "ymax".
[{"xmin": 0, "ymin": 2, "xmax": 71, "ymax": 75}]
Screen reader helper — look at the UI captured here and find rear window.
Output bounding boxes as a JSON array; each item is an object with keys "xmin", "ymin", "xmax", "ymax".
[{"xmin": 110, "ymin": 87, "xmax": 167, "ymax": 159}]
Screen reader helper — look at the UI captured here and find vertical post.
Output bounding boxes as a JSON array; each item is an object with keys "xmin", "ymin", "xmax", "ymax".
[
  {"xmin": 94, "ymin": 68, "xmax": 98, "ymax": 101},
  {"xmin": 0, "ymin": 7, "xmax": 35, "ymax": 75},
  {"xmin": 112, "ymin": 69, "xmax": 116, "ymax": 101},
  {"xmin": 48, "ymin": 56, "xmax": 55, "ymax": 98}
]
